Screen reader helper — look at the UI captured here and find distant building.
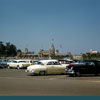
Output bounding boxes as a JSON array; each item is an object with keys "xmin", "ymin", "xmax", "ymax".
[
  {"xmin": 73, "ymin": 54, "xmax": 83, "ymax": 60},
  {"xmin": 90, "ymin": 49, "xmax": 99, "ymax": 54},
  {"xmin": 17, "ymin": 44, "xmax": 72, "ymax": 60}
]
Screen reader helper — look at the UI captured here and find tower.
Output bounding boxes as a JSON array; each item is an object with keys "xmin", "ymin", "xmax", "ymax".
[
  {"xmin": 25, "ymin": 48, "xmax": 28, "ymax": 54},
  {"xmin": 49, "ymin": 43, "xmax": 55, "ymax": 57}
]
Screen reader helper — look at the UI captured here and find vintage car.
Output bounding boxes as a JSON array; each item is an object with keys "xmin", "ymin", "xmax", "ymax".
[
  {"xmin": 7, "ymin": 59, "xmax": 14, "ymax": 66},
  {"xmin": 0, "ymin": 59, "xmax": 8, "ymax": 68},
  {"xmin": 59, "ymin": 59, "xmax": 73, "ymax": 66},
  {"xmin": 8, "ymin": 59, "xmax": 35, "ymax": 69},
  {"xmin": 67, "ymin": 60, "xmax": 100, "ymax": 77},
  {"xmin": 0, "ymin": 63, "xmax": 4, "ymax": 68},
  {"xmin": 26, "ymin": 59, "xmax": 67, "ymax": 75}
]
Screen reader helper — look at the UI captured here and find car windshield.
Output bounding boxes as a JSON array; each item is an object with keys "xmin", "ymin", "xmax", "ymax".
[
  {"xmin": 13, "ymin": 61, "xmax": 17, "ymax": 63},
  {"xmin": 85, "ymin": 61, "xmax": 95, "ymax": 66},
  {"xmin": 47, "ymin": 61, "xmax": 61, "ymax": 65},
  {"xmin": 18, "ymin": 61, "xmax": 26, "ymax": 63},
  {"xmin": 36, "ymin": 62, "xmax": 44, "ymax": 65},
  {"xmin": 24, "ymin": 61, "xmax": 30, "ymax": 63}
]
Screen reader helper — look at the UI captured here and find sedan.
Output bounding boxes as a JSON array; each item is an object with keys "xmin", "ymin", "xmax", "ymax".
[{"xmin": 26, "ymin": 59, "xmax": 67, "ymax": 75}]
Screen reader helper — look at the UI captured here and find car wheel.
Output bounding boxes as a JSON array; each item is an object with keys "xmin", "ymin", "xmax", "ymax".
[
  {"xmin": 69, "ymin": 74, "xmax": 74, "ymax": 77},
  {"xmin": 8, "ymin": 66, "xmax": 10, "ymax": 69},
  {"xmin": 95, "ymin": 73, "xmax": 98, "ymax": 76},
  {"xmin": 75, "ymin": 71, "xmax": 81, "ymax": 77},
  {"xmin": 17, "ymin": 65, "xmax": 20, "ymax": 69},
  {"xmin": 39, "ymin": 71, "xmax": 45, "ymax": 76}
]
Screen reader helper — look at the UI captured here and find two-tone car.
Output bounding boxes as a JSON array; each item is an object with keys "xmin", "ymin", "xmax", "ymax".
[
  {"xmin": 8, "ymin": 59, "xmax": 35, "ymax": 69},
  {"xmin": 26, "ymin": 59, "xmax": 67, "ymax": 75}
]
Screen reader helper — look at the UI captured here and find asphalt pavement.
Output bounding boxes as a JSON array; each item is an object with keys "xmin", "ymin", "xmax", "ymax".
[{"xmin": 0, "ymin": 68, "xmax": 100, "ymax": 96}]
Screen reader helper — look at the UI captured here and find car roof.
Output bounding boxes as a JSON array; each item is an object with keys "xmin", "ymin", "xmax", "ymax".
[
  {"xmin": 40, "ymin": 59, "xmax": 58, "ymax": 64},
  {"xmin": 13, "ymin": 59, "xmax": 26, "ymax": 62}
]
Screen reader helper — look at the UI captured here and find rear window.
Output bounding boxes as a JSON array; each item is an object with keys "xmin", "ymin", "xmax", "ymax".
[{"xmin": 85, "ymin": 61, "xmax": 95, "ymax": 66}]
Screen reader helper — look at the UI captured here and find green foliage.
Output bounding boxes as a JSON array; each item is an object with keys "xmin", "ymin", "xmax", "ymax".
[
  {"xmin": 82, "ymin": 53, "xmax": 100, "ymax": 60},
  {"xmin": 0, "ymin": 41, "xmax": 18, "ymax": 57}
]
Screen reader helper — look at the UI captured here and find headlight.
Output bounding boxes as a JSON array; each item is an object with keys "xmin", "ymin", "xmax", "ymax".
[{"xmin": 68, "ymin": 69, "xmax": 71, "ymax": 71}]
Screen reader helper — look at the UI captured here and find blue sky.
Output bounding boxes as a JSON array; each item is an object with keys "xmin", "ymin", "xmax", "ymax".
[{"xmin": 0, "ymin": 0, "xmax": 100, "ymax": 54}]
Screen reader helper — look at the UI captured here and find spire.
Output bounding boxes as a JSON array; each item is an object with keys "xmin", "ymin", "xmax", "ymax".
[
  {"xmin": 49, "ymin": 43, "xmax": 55, "ymax": 56},
  {"xmin": 25, "ymin": 48, "xmax": 28, "ymax": 54}
]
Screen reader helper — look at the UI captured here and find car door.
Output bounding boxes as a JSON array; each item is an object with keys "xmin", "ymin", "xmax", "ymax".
[
  {"xmin": 79, "ymin": 65, "xmax": 87, "ymax": 74},
  {"xmin": 53, "ymin": 62, "xmax": 65, "ymax": 74},
  {"xmin": 46, "ymin": 61, "xmax": 55, "ymax": 74},
  {"xmin": 87, "ymin": 62, "xmax": 96, "ymax": 74},
  {"xmin": 95, "ymin": 61, "xmax": 100, "ymax": 74},
  {"xmin": 10, "ymin": 61, "xmax": 18, "ymax": 68}
]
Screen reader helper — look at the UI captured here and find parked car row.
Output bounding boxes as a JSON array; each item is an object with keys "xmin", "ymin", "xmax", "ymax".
[
  {"xmin": 0, "ymin": 58, "xmax": 72, "ymax": 75},
  {"xmin": 0, "ymin": 59, "xmax": 38, "ymax": 69},
  {"xmin": 1, "ymin": 58, "xmax": 100, "ymax": 77},
  {"xmin": 26, "ymin": 59, "xmax": 100, "ymax": 76},
  {"xmin": 7, "ymin": 59, "xmax": 38, "ymax": 69}
]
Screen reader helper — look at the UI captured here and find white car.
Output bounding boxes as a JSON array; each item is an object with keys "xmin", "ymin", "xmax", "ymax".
[
  {"xmin": 26, "ymin": 59, "xmax": 67, "ymax": 75},
  {"xmin": 8, "ymin": 59, "xmax": 34, "ymax": 69}
]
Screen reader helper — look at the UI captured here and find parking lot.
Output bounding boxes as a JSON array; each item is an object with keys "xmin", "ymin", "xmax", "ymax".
[{"xmin": 0, "ymin": 68, "xmax": 100, "ymax": 96}]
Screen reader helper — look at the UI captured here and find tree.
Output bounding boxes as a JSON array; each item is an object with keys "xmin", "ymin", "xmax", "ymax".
[
  {"xmin": 17, "ymin": 49, "xmax": 22, "ymax": 53},
  {"xmin": 9, "ymin": 44, "xmax": 17, "ymax": 56},
  {"xmin": 0, "ymin": 41, "xmax": 5, "ymax": 56},
  {"xmin": 5, "ymin": 42, "xmax": 10, "ymax": 56},
  {"xmin": 5, "ymin": 42, "xmax": 17, "ymax": 57},
  {"xmin": 0, "ymin": 41, "xmax": 19, "ymax": 57}
]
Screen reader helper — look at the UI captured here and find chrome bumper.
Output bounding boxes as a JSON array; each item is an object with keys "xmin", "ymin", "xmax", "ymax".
[
  {"xmin": 25, "ymin": 70, "xmax": 35, "ymax": 75},
  {"xmin": 67, "ymin": 70, "xmax": 75, "ymax": 74}
]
